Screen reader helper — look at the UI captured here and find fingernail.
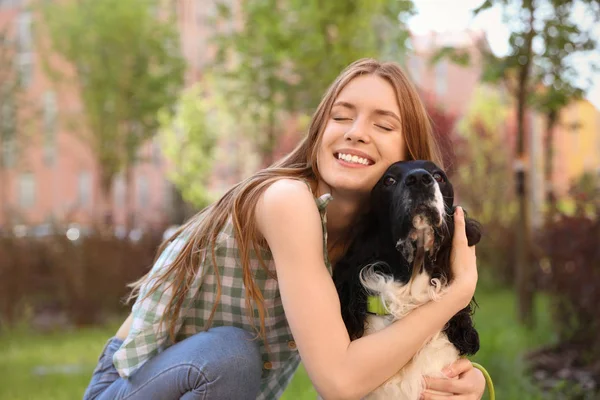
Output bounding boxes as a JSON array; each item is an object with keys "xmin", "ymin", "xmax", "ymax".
[{"xmin": 442, "ymin": 367, "xmax": 453, "ymax": 377}]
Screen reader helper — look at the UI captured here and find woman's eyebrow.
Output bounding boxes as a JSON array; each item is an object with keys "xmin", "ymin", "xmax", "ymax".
[
  {"xmin": 332, "ymin": 101, "xmax": 401, "ymax": 123},
  {"xmin": 332, "ymin": 101, "xmax": 355, "ymax": 110},
  {"xmin": 374, "ymin": 109, "xmax": 401, "ymax": 123}
]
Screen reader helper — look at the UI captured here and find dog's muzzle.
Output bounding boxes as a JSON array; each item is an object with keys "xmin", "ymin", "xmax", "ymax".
[{"xmin": 403, "ymin": 170, "xmax": 445, "ymax": 228}]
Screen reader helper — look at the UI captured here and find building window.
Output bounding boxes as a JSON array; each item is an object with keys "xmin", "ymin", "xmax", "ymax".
[
  {"xmin": 43, "ymin": 91, "xmax": 57, "ymax": 165},
  {"xmin": 16, "ymin": 11, "xmax": 33, "ymax": 88},
  {"xmin": 17, "ymin": 11, "xmax": 32, "ymax": 53},
  {"xmin": 0, "ymin": 0, "xmax": 22, "ymax": 10},
  {"xmin": 113, "ymin": 174, "xmax": 125, "ymax": 207},
  {"xmin": 163, "ymin": 179, "xmax": 173, "ymax": 210},
  {"xmin": 435, "ymin": 60, "xmax": 448, "ymax": 98},
  {"xmin": 1, "ymin": 97, "xmax": 16, "ymax": 168},
  {"xmin": 1, "ymin": 139, "xmax": 16, "ymax": 168},
  {"xmin": 77, "ymin": 170, "xmax": 92, "ymax": 207},
  {"xmin": 137, "ymin": 175, "xmax": 149, "ymax": 208},
  {"xmin": 152, "ymin": 137, "xmax": 161, "ymax": 166},
  {"xmin": 18, "ymin": 172, "xmax": 35, "ymax": 208},
  {"xmin": 16, "ymin": 53, "xmax": 33, "ymax": 88}
]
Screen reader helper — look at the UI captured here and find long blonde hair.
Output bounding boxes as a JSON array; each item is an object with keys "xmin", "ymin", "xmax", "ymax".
[{"xmin": 127, "ymin": 58, "xmax": 443, "ymax": 343}]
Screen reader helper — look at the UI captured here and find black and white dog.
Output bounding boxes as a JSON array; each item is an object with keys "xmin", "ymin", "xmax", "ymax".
[{"xmin": 333, "ymin": 160, "xmax": 481, "ymax": 400}]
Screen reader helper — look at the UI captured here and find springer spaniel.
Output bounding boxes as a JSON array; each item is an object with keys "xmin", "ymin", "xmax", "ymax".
[{"xmin": 333, "ymin": 160, "xmax": 481, "ymax": 400}]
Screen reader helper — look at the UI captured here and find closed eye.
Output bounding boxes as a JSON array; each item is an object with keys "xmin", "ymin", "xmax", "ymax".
[
  {"xmin": 333, "ymin": 117, "xmax": 351, "ymax": 121},
  {"xmin": 375, "ymin": 124, "xmax": 393, "ymax": 132}
]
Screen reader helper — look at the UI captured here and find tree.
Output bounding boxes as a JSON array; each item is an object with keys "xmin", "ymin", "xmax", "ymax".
[
  {"xmin": 454, "ymin": 85, "xmax": 516, "ymax": 218},
  {"xmin": 473, "ymin": 0, "xmax": 600, "ymax": 326},
  {"xmin": 158, "ymin": 81, "xmax": 220, "ymax": 210},
  {"xmin": 452, "ymin": 86, "xmax": 517, "ymax": 284},
  {"xmin": 37, "ymin": 0, "xmax": 186, "ymax": 229},
  {"xmin": 210, "ymin": 0, "xmax": 415, "ymax": 165},
  {"xmin": 529, "ymin": 1, "xmax": 595, "ymax": 221}
]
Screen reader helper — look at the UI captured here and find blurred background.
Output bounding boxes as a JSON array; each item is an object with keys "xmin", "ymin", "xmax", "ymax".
[{"xmin": 0, "ymin": 0, "xmax": 599, "ymax": 399}]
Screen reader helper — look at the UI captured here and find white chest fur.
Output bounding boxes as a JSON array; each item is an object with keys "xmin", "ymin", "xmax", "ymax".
[{"xmin": 359, "ymin": 268, "xmax": 459, "ymax": 400}]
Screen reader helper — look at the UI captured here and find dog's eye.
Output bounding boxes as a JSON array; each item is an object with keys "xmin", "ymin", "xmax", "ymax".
[
  {"xmin": 433, "ymin": 172, "xmax": 445, "ymax": 183},
  {"xmin": 383, "ymin": 176, "xmax": 397, "ymax": 186}
]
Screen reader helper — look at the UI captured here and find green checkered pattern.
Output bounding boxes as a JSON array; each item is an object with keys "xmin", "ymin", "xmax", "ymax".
[{"xmin": 113, "ymin": 192, "xmax": 333, "ymax": 399}]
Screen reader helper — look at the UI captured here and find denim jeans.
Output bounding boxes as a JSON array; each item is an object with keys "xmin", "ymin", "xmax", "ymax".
[{"xmin": 83, "ymin": 326, "xmax": 263, "ymax": 400}]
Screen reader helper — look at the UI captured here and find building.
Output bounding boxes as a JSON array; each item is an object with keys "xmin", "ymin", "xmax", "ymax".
[
  {"xmin": 407, "ymin": 30, "xmax": 489, "ymax": 117},
  {"xmin": 0, "ymin": 0, "xmax": 220, "ymax": 235},
  {"xmin": 553, "ymin": 99, "xmax": 600, "ymax": 197}
]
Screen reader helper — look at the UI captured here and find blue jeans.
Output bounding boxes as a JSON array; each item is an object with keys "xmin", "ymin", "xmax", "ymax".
[{"xmin": 83, "ymin": 326, "xmax": 263, "ymax": 400}]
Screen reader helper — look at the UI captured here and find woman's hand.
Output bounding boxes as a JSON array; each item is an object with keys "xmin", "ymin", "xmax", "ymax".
[
  {"xmin": 449, "ymin": 206, "xmax": 478, "ymax": 307},
  {"xmin": 422, "ymin": 358, "xmax": 486, "ymax": 399}
]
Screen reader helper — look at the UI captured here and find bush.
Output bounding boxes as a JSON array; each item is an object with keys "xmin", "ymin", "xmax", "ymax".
[
  {"xmin": 533, "ymin": 215, "xmax": 600, "ymax": 388},
  {"xmin": 475, "ymin": 218, "xmax": 518, "ymax": 286},
  {"xmin": 0, "ymin": 233, "xmax": 162, "ymax": 328},
  {"xmin": 447, "ymin": 86, "xmax": 518, "ymax": 286}
]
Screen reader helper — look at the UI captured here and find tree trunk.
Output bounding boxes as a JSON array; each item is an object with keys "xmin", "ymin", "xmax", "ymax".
[
  {"xmin": 544, "ymin": 110, "xmax": 558, "ymax": 224},
  {"xmin": 262, "ymin": 106, "xmax": 277, "ymax": 168},
  {"xmin": 515, "ymin": 0, "xmax": 536, "ymax": 328},
  {"xmin": 124, "ymin": 164, "xmax": 135, "ymax": 233},
  {"xmin": 0, "ymin": 167, "xmax": 7, "ymax": 228},
  {"xmin": 170, "ymin": 185, "xmax": 187, "ymax": 225},
  {"xmin": 97, "ymin": 168, "xmax": 114, "ymax": 234}
]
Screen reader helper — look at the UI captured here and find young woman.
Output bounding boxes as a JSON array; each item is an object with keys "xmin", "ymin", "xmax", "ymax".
[{"xmin": 84, "ymin": 58, "xmax": 484, "ymax": 400}]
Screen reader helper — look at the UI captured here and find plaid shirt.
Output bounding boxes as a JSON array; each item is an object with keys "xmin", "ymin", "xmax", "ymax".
[{"xmin": 113, "ymin": 192, "xmax": 333, "ymax": 399}]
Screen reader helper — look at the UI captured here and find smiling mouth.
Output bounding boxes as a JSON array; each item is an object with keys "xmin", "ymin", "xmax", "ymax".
[{"xmin": 334, "ymin": 152, "xmax": 374, "ymax": 166}]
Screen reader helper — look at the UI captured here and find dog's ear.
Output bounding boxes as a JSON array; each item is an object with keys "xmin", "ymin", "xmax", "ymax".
[
  {"xmin": 444, "ymin": 304, "xmax": 480, "ymax": 356},
  {"xmin": 463, "ymin": 210, "xmax": 482, "ymax": 247}
]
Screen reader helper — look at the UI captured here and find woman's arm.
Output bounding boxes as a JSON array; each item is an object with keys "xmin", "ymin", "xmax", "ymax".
[
  {"xmin": 115, "ymin": 313, "xmax": 133, "ymax": 339},
  {"xmin": 256, "ymin": 180, "xmax": 477, "ymax": 400}
]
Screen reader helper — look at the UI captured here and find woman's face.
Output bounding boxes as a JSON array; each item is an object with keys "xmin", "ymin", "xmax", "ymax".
[{"xmin": 317, "ymin": 74, "xmax": 406, "ymax": 198}]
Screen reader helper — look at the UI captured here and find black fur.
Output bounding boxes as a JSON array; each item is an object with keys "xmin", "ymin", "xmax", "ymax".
[{"xmin": 333, "ymin": 160, "xmax": 481, "ymax": 356}]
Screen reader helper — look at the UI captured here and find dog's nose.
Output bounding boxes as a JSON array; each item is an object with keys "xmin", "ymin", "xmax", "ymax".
[{"xmin": 405, "ymin": 170, "xmax": 434, "ymax": 188}]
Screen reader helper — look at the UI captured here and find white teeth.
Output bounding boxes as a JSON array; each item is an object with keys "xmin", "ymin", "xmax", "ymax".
[{"xmin": 337, "ymin": 153, "xmax": 370, "ymax": 166}]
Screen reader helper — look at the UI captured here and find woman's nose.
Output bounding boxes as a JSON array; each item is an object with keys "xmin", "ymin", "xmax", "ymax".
[{"xmin": 343, "ymin": 118, "xmax": 371, "ymax": 143}]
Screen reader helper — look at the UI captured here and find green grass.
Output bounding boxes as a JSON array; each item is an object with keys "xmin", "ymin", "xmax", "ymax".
[
  {"xmin": 468, "ymin": 286, "xmax": 556, "ymax": 399},
  {"xmin": 0, "ymin": 288, "xmax": 556, "ymax": 400},
  {"xmin": 0, "ymin": 322, "xmax": 122, "ymax": 400}
]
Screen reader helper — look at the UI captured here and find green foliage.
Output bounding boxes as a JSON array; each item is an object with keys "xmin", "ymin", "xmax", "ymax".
[
  {"xmin": 430, "ymin": 46, "xmax": 471, "ymax": 67},
  {"xmin": 474, "ymin": 0, "xmax": 598, "ymax": 115},
  {"xmin": 452, "ymin": 86, "xmax": 519, "ymax": 285},
  {"xmin": 209, "ymin": 0, "xmax": 415, "ymax": 162},
  {"xmin": 467, "ymin": 0, "xmax": 600, "ymax": 325},
  {"xmin": 158, "ymin": 82, "xmax": 221, "ymax": 209},
  {"xmin": 36, "ymin": 0, "xmax": 186, "ymax": 194},
  {"xmin": 454, "ymin": 85, "xmax": 516, "ymax": 225}
]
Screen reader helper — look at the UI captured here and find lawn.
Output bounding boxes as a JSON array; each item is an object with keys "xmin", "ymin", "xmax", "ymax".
[{"xmin": 0, "ymin": 287, "xmax": 555, "ymax": 400}]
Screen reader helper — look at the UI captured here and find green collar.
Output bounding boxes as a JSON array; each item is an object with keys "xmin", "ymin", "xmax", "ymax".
[{"xmin": 367, "ymin": 295, "xmax": 389, "ymax": 316}]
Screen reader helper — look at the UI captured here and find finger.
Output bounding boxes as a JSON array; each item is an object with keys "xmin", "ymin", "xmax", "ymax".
[
  {"xmin": 424, "ymin": 377, "xmax": 473, "ymax": 395},
  {"xmin": 443, "ymin": 358, "xmax": 473, "ymax": 378},
  {"xmin": 453, "ymin": 207, "xmax": 467, "ymax": 245},
  {"xmin": 421, "ymin": 390, "xmax": 467, "ymax": 400}
]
